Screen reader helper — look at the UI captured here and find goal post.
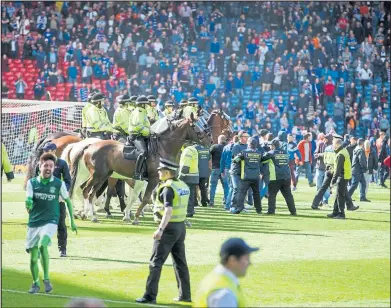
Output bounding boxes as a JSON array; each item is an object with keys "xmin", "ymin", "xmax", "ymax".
[{"xmin": 1, "ymin": 99, "xmax": 84, "ymax": 171}]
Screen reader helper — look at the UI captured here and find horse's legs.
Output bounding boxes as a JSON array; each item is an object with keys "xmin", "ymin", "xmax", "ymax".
[
  {"xmin": 133, "ymin": 177, "xmax": 159, "ymax": 225},
  {"xmin": 116, "ymin": 180, "xmax": 126, "ymax": 212},
  {"xmin": 123, "ymin": 180, "xmax": 142, "ymax": 222},
  {"xmin": 104, "ymin": 178, "xmax": 118, "ymax": 217}
]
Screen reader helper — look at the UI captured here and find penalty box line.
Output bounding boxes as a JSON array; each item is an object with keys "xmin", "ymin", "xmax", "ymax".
[{"xmin": 2, "ymin": 289, "xmax": 167, "ymax": 307}]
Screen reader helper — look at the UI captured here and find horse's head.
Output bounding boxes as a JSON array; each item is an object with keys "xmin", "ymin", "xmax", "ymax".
[
  {"xmin": 207, "ymin": 109, "xmax": 233, "ymax": 142},
  {"xmin": 171, "ymin": 115, "xmax": 212, "ymax": 147}
]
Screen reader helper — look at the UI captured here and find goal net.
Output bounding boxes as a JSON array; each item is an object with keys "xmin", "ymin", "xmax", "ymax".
[{"xmin": 1, "ymin": 99, "xmax": 84, "ymax": 171}]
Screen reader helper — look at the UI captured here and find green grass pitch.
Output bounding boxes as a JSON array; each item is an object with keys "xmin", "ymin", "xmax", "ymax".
[{"xmin": 1, "ymin": 177, "xmax": 390, "ymax": 307}]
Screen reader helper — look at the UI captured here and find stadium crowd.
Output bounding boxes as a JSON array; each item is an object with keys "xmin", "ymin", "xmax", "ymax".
[{"xmin": 1, "ymin": 1, "xmax": 390, "ymax": 142}]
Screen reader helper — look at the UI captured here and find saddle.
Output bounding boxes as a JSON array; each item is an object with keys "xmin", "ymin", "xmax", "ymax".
[{"xmin": 123, "ymin": 135, "xmax": 158, "ymax": 161}]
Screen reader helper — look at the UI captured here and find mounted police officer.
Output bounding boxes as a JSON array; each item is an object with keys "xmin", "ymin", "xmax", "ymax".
[
  {"xmin": 128, "ymin": 95, "xmax": 138, "ymax": 113},
  {"xmin": 85, "ymin": 92, "xmax": 114, "ymax": 139},
  {"xmin": 262, "ymin": 139, "xmax": 297, "ymax": 215},
  {"xmin": 177, "ymin": 99, "xmax": 188, "ymax": 117},
  {"xmin": 146, "ymin": 95, "xmax": 160, "ymax": 123},
  {"xmin": 232, "ymin": 137, "xmax": 263, "ymax": 214},
  {"xmin": 81, "ymin": 89, "xmax": 99, "ymax": 138},
  {"xmin": 164, "ymin": 100, "xmax": 175, "ymax": 118},
  {"xmin": 136, "ymin": 158, "xmax": 191, "ymax": 305},
  {"xmin": 113, "ymin": 94, "xmax": 132, "ymax": 142},
  {"xmin": 179, "ymin": 142, "xmax": 199, "ymax": 217},
  {"xmin": 183, "ymin": 97, "xmax": 199, "ymax": 119},
  {"xmin": 128, "ymin": 96, "xmax": 151, "ymax": 180}
]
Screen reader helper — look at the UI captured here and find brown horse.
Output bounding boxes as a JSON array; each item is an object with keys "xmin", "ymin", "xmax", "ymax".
[
  {"xmin": 71, "ymin": 116, "xmax": 212, "ymax": 223},
  {"xmin": 25, "ymin": 132, "xmax": 82, "ymax": 188},
  {"xmin": 207, "ymin": 109, "xmax": 233, "ymax": 144}
]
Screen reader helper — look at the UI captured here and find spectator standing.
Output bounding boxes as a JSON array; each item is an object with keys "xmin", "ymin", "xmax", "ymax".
[
  {"xmin": 348, "ymin": 138, "xmax": 370, "ymax": 202},
  {"xmin": 14, "ymin": 74, "xmax": 27, "ymax": 99},
  {"xmin": 295, "ymin": 133, "xmax": 315, "ymax": 188}
]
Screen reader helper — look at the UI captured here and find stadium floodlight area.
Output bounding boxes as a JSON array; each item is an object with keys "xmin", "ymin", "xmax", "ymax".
[{"xmin": 1, "ymin": 99, "xmax": 84, "ymax": 171}]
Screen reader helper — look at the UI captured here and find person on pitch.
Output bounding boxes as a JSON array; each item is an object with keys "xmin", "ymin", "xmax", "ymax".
[
  {"xmin": 113, "ymin": 94, "xmax": 132, "ymax": 142},
  {"xmin": 194, "ymin": 238, "xmax": 258, "ymax": 307},
  {"xmin": 128, "ymin": 96, "xmax": 151, "ymax": 180},
  {"xmin": 1, "ymin": 142, "xmax": 14, "ymax": 182},
  {"xmin": 136, "ymin": 158, "xmax": 191, "ymax": 304},
  {"xmin": 85, "ymin": 92, "xmax": 114, "ymax": 139},
  {"xmin": 26, "ymin": 153, "xmax": 77, "ymax": 294}
]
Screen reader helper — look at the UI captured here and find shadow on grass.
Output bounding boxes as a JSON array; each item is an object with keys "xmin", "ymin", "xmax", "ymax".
[{"xmin": 1, "ymin": 268, "xmax": 183, "ymax": 307}]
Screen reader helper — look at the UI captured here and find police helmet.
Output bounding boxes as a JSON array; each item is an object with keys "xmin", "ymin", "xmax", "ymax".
[
  {"xmin": 188, "ymin": 97, "xmax": 199, "ymax": 106},
  {"xmin": 147, "ymin": 95, "xmax": 157, "ymax": 104},
  {"xmin": 91, "ymin": 93, "xmax": 106, "ymax": 104},
  {"xmin": 87, "ymin": 89, "xmax": 99, "ymax": 102},
  {"xmin": 270, "ymin": 138, "xmax": 280, "ymax": 148},
  {"xmin": 118, "ymin": 94, "xmax": 131, "ymax": 105},
  {"xmin": 136, "ymin": 96, "xmax": 149, "ymax": 106},
  {"xmin": 248, "ymin": 137, "xmax": 258, "ymax": 148},
  {"xmin": 179, "ymin": 99, "xmax": 188, "ymax": 106},
  {"xmin": 165, "ymin": 100, "xmax": 174, "ymax": 107},
  {"xmin": 129, "ymin": 95, "xmax": 138, "ymax": 104}
]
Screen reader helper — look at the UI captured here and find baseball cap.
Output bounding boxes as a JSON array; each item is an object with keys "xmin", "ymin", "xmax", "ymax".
[
  {"xmin": 220, "ymin": 238, "xmax": 259, "ymax": 259},
  {"xmin": 332, "ymin": 133, "xmax": 344, "ymax": 140},
  {"xmin": 43, "ymin": 142, "xmax": 57, "ymax": 152},
  {"xmin": 248, "ymin": 137, "xmax": 258, "ymax": 148}
]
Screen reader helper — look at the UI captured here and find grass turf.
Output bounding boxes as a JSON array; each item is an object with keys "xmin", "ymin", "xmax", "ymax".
[{"xmin": 1, "ymin": 177, "xmax": 390, "ymax": 307}]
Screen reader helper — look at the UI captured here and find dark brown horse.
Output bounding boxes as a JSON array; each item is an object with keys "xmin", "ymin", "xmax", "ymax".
[
  {"xmin": 25, "ymin": 131, "xmax": 82, "ymax": 188},
  {"xmin": 207, "ymin": 109, "xmax": 233, "ymax": 144},
  {"xmin": 71, "ymin": 116, "xmax": 212, "ymax": 223}
]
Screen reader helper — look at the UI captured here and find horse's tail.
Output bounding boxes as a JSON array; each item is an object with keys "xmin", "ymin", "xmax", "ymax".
[{"xmin": 69, "ymin": 144, "xmax": 91, "ymax": 198}]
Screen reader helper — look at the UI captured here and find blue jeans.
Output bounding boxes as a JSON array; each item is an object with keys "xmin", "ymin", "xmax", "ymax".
[
  {"xmin": 209, "ymin": 169, "xmax": 229, "ymax": 205},
  {"xmin": 260, "ymin": 178, "xmax": 268, "ymax": 198},
  {"xmin": 224, "ymin": 169, "xmax": 233, "ymax": 210},
  {"xmin": 295, "ymin": 162, "xmax": 313, "ymax": 185},
  {"xmin": 230, "ymin": 173, "xmax": 241, "ymax": 210},
  {"xmin": 348, "ymin": 173, "xmax": 366, "ymax": 200},
  {"xmin": 315, "ymin": 168, "xmax": 330, "ymax": 202}
]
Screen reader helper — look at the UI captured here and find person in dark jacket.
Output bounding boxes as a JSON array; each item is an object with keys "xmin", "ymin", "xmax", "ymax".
[
  {"xmin": 36, "ymin": 142, "xmax": 72, "ymax": 257},
  {"xmin": 287, "ymin": 134, "xmax": 301, "ymax": 190},
  {"xmin": 195, "ymin": 144, "xmax": 211, "ymax": 207},
  {"xmin": 262, "ymin": 139, "xmax": 297, "ymax": 215},
  {"xmin": 220, "ymin": 135, "xmax": 239, "ymax": 210},
  {"xmin": 363, "ymin": 140, "xmax": 378, "ymax": 198},
  {"xmin": 348, "ymin": 139, "xmax": 369, "ymax": 201},
  {"xmin": 209, "ymin": 135, "xmax": 228, "ymax": 207},
  {"xmin": 232, "ymin": 137, "xmax": 263, "ymax": 215},
  {"xmin": 345, "ymin": 136, "xmax": 357, "ymax": 162},
  {"xmin": 327, "ymin": 138, "xmax": 354, "ymax": 219},
  {"xmin": 378, "ymin": 135, "xmax": 390, "ymax": 188},
  {"xmin": 314, "ymin": 133, "xmax": 329, "ymax": 199},
  {"xmin": 229, "ymin": 131, "xmax": 249, "ymax": 212}
]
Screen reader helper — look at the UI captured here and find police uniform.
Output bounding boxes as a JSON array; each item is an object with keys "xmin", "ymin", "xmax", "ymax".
[
  {"xmin": 262, "ymin": 139, "xmax": 297, "ymax": 215},
  {"xmin": 195, "ymin": 144, "xmax": 211, "ymax": 207},
  {"xmin": 164, "ymin": 100, "xmax": 175, "ymax": 118},
  {"xmin": 328, "ymin": 146, "xmax": 352, "ymax": 219},
  {"xmin": 129, "ymin": 96, "xmax": 151, "ymax": 180},
  {"xmin": 183, "ymin": 97, "xmax": 199, "ymax": 119},
  {"xmin": 113, "ymin": 94, "xmax": 131, "ymax": 142},
  {"xmin": 1, "ymin": 142, "xmax": 14, "ymax": 181},
  {"xmin": 312, "ymin": 137, "xmax": 357, "ymax": 211},
  {"xmin": 81, "ymin": 90, "xmax": 98, "ymax": 137},
  {"xmin": 128, "ymin": 95, "xmax": 137, "ymax": 113},
  {"xmin": 85, "ymin": 93, "xmax": 114, "ymax": 139},
  {"xmin": 232, "ymin": 138, "xmax": 263, "ymax": 214},
  {"xmin": 136, "ymin": 159, "xmax": 191, "ymax": 304},
  {"xmin": 146, "ymin": 95, "xmax": 160, "ymax": 123},
  {"xmin": 194, "ymin": 238, "xmax": 258, "ymax": 308},
  {"xmin": 179, "ymin": 143, "xmax": 199, "ymax": 217}
]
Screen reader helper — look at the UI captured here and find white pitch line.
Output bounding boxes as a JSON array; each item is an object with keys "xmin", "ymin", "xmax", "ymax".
[{"xmin": 2, "ymin": 289, "xmax": 167, "ymax": 307}]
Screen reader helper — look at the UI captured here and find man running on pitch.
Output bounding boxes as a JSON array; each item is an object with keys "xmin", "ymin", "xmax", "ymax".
[{"xmin": 25, "ymin": 153, "xmax": 77, "ymax": 294}]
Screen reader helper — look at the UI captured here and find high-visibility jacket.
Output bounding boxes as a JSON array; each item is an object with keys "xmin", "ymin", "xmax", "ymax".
[
  {"xmin": 182, "ymin": 105, "xmax": 198, "ymax": 119},
  {"xmin": 28, "ymin": 127, "xmax": 38, "ymax": 145},
  {"xmin": 323, "ymin": 145, "xmax": 336, "ymax": 170},
  {"xmin": 179, "ymin": 145, "xmax": 199, "ymax": 184},
  {"xmin": 86, "ymin": 105, "xmax": 114, "ymax": 133},
  {"xmin": 153, "ymin": 179, "xmax": 189, "ymax": 223},
  {"xmin": 1, "ymin": 143, "xmax": 14, "ymax": 180},
  {"xmin": 146, "ymin": 105, "xmax": 160, "ymax": 122},
  {"xmin": 113, "ymin": 105, "xmax": 131, "ymax": 134},
  {"xmin": 164, "ymin": 109, "xmax": 173, "ymax": 117},
  {"xmin": 194, "ymin": 267, "xmax": 245, "ymax": 308},
  {"xmin": 334, "ymin": 147, "xmax": 352, "ymax": 180},
  {"xmin": 81, "ymin": 103, "xmax": 93, "ymax": 128},
  {"xmin": 127, "ymin": 104, "xmax": 135, "ymax": 113},
  {"xmin": 128, "ymin": 107, "xmax": 150, "ymax": 137}
]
